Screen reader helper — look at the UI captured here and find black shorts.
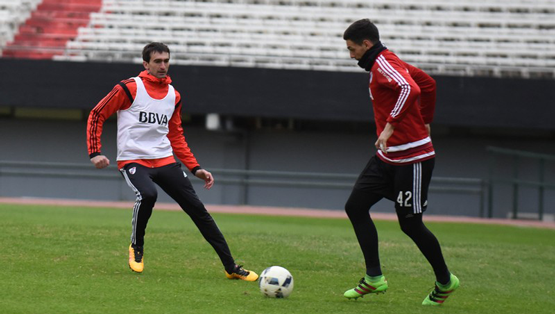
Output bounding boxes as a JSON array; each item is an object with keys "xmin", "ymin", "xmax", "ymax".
[{"xmin": 353, "ymin": 156, "xmax": 435, "ymax": 215}]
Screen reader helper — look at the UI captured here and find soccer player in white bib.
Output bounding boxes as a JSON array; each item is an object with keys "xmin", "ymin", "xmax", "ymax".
[{"xmin": 87, "ymin": 42, "xmax": 258, "ymax": 281}]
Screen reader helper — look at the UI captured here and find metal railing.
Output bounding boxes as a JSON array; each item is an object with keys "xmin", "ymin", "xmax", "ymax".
[
  {"xmin": 487, "ymin": 146, "xmax": 555, "ymax": 220},
  {"xmin": 0, "ymin": 160, "xmax": 484, "ymax": 211}
]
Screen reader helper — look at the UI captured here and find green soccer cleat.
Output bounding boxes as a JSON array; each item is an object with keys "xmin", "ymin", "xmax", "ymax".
[
  {"xmin": 422, "ymin": 273, "xmax": 460, "ymax": 305},
  {"xmin": 344, "ymin": 276, "xmax": 388, "ymax": 300}
]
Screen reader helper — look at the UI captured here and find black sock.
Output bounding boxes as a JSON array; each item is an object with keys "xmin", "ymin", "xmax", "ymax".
[{"xmin": 225, "ymin": 264, "xmax": 236, "ymax": 274}]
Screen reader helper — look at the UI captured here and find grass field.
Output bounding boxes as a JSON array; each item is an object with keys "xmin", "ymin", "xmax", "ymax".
[{"xmin": 1, "ymin": 203, "xmax": 554, "ymax": 314}]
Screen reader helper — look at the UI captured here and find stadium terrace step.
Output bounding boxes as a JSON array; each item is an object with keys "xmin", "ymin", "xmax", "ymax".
[
  {"xmin": 37, "ymin": 0, "xmax": 102, "ymax": 13},
  {"xmin": 31, "ymin": 10, "xmax": 93, "ymax": 20},
  {"xmin": 41, "ymin": 0, "xmax": 102, "ymax": 4},
  {"xmin": 13, "ymin": 33, "xmax": 75, "ymax": 42},
  {"xmin": 7, "ymin": 38, "xmax": 71, "ymax": 47},
  {"xmin": 36, "ymin": 3, "xmax": 102, "ymax": 12},
  {"xmin": 17, "ymin": 24, "xmax": 80, "ymax": 36},
  {"xmin": 25, "ymin": 17, "xmax": 91, "ymax": 28},
  {"xmin": 42, "ymin": 0, "xmax": 102, "ymax": 5},
  {"xmin": 1, "ymin": 50, "xmax": 59, "ymax": 59}
]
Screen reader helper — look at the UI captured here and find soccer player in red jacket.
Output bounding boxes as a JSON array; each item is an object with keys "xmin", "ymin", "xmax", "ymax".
[
  {"xmin": 342, "ymin": 19, "xmax": 459, "ymax": 305},
  {"xmin": 87, "ymin": 42, "xmax": 257, "ymax": 281}
]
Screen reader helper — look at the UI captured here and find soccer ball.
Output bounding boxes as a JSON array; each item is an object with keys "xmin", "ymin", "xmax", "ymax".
[{"xmin": 258, "ymin": 266, "xmax": 294, "ymax": 298}]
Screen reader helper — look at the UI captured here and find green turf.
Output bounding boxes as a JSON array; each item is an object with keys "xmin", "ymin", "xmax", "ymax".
[{"xmin": 0, "ymin": 203, "xmax": 554, "ymax": 314}]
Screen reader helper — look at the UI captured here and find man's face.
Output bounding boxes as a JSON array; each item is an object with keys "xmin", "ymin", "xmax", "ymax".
[
  {"xmin": 345, "ymin": 39, "xmax": 372, "ymax": 61},
  {"xmin": 143, "ymin": 51, "xmax": 170, "ymax": 78}
]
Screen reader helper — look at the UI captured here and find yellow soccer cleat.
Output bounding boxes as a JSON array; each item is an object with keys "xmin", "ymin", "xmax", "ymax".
[
  {"xmin": 225, "ymin": 265, "xmax": 259, "ymax": 281},
  {"xmin": 128, "ymin": 244, "xmax": 144, "ymax": 273}
]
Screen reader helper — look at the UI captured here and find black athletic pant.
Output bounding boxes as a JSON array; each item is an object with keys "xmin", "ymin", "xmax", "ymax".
[
  {"xmin": 344, "ymin": 156, "xmax": 451, "ymax": 284},
  {"xmin": 120, "ymin": 162, "xmax": 235, "ymax": 270}
]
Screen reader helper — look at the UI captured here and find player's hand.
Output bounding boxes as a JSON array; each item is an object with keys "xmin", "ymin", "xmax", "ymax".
[
  {"xmin": 195, "ymin": 169, "xmax": 214, "ymax": 190},
  {"xmin": 425, "ymin": 124, "xmax": 431, "ymax": 136},
  {"xmin": 91, "ymin": 155, "xmax": 110, "ymax": 169},
  {"xmin": 375, "ymin": 123, "xmax": 395, "ymax": 154}
]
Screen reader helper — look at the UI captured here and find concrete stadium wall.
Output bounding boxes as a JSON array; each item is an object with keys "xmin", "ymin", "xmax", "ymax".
[
  {"xmin": 1, "ymin": 59, "xmax": 554, "ymax": 130},
  {"xmin": 0, "ymin": 118, "xmax": 553, "ymax": 219}
]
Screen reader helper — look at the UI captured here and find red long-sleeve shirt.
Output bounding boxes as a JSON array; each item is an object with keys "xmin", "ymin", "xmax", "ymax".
[
  {"xmin": 87, "ymin": 71, "xmax": 201, "ymax": 171},
  {"xmin": 370, "ymin": 50, "xmax": 437, "ymax": 165}
]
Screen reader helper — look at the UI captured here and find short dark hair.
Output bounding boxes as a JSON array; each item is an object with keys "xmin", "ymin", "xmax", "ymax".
[
  {"xmin": 343, "ymin": 19, "xmax": 380, "ymax": 45},
  {"xmin": 142, "ymin": 42, "xmax": 170, "ymax": 62}
]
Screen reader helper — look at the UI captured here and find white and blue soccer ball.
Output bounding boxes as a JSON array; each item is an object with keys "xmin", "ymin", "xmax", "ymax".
[{"xmin": 258, "ymin": 266, "xmax": 294, "ymax": 298}]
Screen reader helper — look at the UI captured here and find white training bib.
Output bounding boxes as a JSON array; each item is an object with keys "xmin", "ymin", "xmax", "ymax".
[{"xmin": 116, "ymin": 77, "xmax": 176, "ymax": 161}]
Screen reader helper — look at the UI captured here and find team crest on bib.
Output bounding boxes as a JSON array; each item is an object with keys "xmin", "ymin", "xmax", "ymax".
[{"xmin": 129, "ymin": 167, "xmax": 136, "ymax": 175}]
